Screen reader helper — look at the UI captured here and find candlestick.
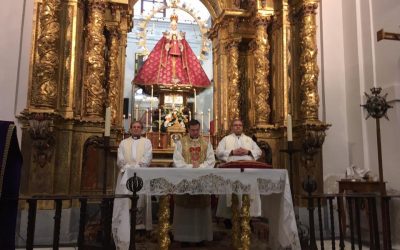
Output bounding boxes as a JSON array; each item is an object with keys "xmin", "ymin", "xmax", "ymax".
[
  {"xmin": 135, "ymin": 105, "xmax": 139, "ymax": 121},
  {"xmin": 128, "ymin": 113, "xmax": 132, "ymax": 127},
  {"xmin": 287, "ymin": 114, "xmax": 293, "ymax": 141},
  {"xmin": 104, "ymin": 107, "xmax": 111, "ymax": 136},
  {"xmin": 189, "ymin": 110, "xmax": 191, "ymax": 121},
  {"xmin": 194, "ymin": 89, "xmax": 197, "ymax": 115},
  {"xmin": 208, "ymin": 109, "xmax": 211, "ymax": 133}
]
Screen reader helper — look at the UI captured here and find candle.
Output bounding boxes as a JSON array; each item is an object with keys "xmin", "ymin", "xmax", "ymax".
[
  {"xmin": 135, "ymin": 105, "xmax": 139, "ymax": 121},
  {"xmin": 158, "ymin": 109, "xmax": 161, "ymax": 130},
  {"xmin": 208, "ymin": 109, "xmax": 211, "ymax": 133},
  {"xmin": 104, "ymin": 107, "xmax": 111, "ymax": 136},
  {"xmin": 201, "ymin": 112, "xmax": 204, "ymax": 134},
  {"xmin": 215, "ymin": 116, "xmax": 218, "ymax": 135},
  {"xmin": 194, "ymin": 89, "xmax": 197, "ymax": 115},
  {"xmin": 123, "ymin": 114, "xmax": 126, "ymax": 132},
  {"xmin": 128, "ymin": 113, "xmax": 132, "ymax": 127},
  {"xmin": 287, "ymin": 114, "xmax": 293, "ymax": 141},
  {"xmin": 223, "ymin": 117, "xmax": 227, "ymax": 131},
  {"xmin": 146, "ymin": 109, "xmax": 149, "ymax": 131},
  {"xmin": 189, "ymin": 110, "xmax": 191, "ymax": 121},
  {"xmin": 150, "ymin": 108, "xmax": 153, "ymax": 132},
  {"xmin": 150, "ymin": 85, "xmax": 154, "ymax": 110}
]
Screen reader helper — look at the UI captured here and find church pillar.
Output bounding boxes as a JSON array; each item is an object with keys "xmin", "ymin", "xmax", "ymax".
[
  {"xmin": 226, "ymin": 37, "xmax": 241, "ymax": 123},
  {"xmin": 253, "ymin": 13, "xmax": 272, "ymax": 126},
  {"xmin": 289, "ymin": 0, "xmax": 329, "ymax": 203},
  {"xmin": 83, "ymin": 0, "xmax": 107, "ymax": 118},
  {"xmin": 298, "ymin": 0, "xmax": 320, "ymax": 121},
  {"xmin": 116, "ymin": 8, "xmax": 130, "ymax": 130},
  {"xmin": 105, "ymin": 25, "xmax": 121, "ymax": 126},
  {"xmin": 209, "ymin": 19, "xmax": 230, "ymax": 135},
  {"xmin": 30, "ymin": 0, "xmax": 61, "ymax": 109},
  {"xmin": 58, "ymin": 0, "xmax": 84, "ymax": 118}
]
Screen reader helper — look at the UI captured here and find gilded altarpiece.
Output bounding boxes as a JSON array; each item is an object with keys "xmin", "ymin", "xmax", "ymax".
[
  {"xmin": 20, "ymin": 0, "xmax": 328, "ymax": 208},
  {"xmin": 20, "ymin": 0, "xmax": 132, "ymax": 208}
]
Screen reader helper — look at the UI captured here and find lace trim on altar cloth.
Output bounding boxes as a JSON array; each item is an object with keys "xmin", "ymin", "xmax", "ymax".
[{"xmin": 146, "ymin": 173, "xmax": 286, "ymax": 195}]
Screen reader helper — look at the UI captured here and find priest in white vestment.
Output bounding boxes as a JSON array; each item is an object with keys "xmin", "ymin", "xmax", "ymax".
[
  {"xmin": 215, "ymin": 119, "xmax": 262, "ymax": 219},
  {"xmin": 173, "ymin": 119, "xmax": 215, "ymax": 244},
  {"xmin": 112, "ymin": 121, "xmax": 153, "ymax": 250}
]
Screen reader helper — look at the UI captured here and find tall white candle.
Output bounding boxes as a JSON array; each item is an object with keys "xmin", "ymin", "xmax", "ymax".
[
  {"xmin": 194, "ymin": 89, "xmax": 197, "ymax": 115},
  {"xmin": 123, "ymin": 114, "xmax": 126, "ymax": 132},
  {"xmin": 215, "ymin": 116, "xmax": 218, "ymax": 135},
  {"xmin": 189, "ymin": 110, "xmax": 191, "ymax": 121},
  {"xmin": 287, "ymin": 114, "xmax": 293, "ymax": 141},
  {"xmin": 128, "ymin": 113, "xmax": 132, "ymax": 127},
  {"xmin": 223, "ymin": 117, "xmax": 227, "ymax": 131},
  {"xmin": 208, "ymin": 109, "xmax": 211, "ymax": 133},
  {"xmin": 104, "ymin": 107, "xmax": 111, "ymax": 136},
  {"xmin": 135, "ymin": 105, "xmax": 139, "ymax": 121},
  {"xmin": 158, "ymin": 109, "xmax": 161, "ymax": 130},
  {"xmin": 150, "ymin": 108, "xmax": 153, "ymax": 132},
  {"xmin": 150, "ymin": 85, "xmax": 154, "ymax": 111},
  {"xmin": 146, "ymin": 109, "xmax": 149, "ymax": 130}
]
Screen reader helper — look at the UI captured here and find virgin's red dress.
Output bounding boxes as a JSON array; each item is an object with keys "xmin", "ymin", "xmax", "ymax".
[{"xmin": 133, "ymin": 36, "xmax": 210, "ymax": 88}]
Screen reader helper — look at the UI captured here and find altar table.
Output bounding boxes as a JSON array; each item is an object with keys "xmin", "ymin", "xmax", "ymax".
[{"xmin": 121, "ymin": 168, "xmax": 300, "ymax": 249}]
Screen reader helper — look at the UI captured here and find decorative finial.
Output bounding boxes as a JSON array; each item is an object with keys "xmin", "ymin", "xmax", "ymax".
[{"xmin": 361, "ymin": 87, "xmax": 392, "ymax": 119}]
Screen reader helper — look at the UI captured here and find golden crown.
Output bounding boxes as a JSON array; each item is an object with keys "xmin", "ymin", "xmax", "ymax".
[{"xmin": 170, "ymin": 13, "xmax": 178, "ymax": 22}]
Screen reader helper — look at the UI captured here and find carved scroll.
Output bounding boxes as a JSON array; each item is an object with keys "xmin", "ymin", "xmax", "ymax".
[
  {"xmin": 84, "ymin": 0, "xmax": 106, "ymax": 118},
  {"xmin": 299, "ymin": 2, "xmax": 320, "ymax": 121},
  {"xmin": 32, "ymin": 0, "xmax": 61, "ymax": 108},
  {"xmin": 253, "ymin": 15, "xmax": 272, "ymax": 125}
]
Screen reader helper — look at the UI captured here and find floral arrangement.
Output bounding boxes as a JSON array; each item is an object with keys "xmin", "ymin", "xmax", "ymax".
[{"xmin": 153, "ymin": 106, "xmax": 190, "ymax": 131}]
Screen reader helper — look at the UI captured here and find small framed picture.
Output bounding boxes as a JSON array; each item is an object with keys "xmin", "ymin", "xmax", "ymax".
[{"xmin": 135, "ymin": 53, "xmax": 145, "ymax": 74}]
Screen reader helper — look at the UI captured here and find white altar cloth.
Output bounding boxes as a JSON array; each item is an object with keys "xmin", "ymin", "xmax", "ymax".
[{"xmin": 121, "ymin": 168, "xmax": 300, "ymax": 249}]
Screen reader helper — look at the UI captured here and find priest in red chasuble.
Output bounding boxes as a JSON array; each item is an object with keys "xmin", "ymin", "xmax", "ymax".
[
  {"xmin": 172, "ymin": 119, "xmax": 215, "ymax": 245},
  {"xmin": 133, "ymin": 13, "xmax": 210, "ymax": 87}
]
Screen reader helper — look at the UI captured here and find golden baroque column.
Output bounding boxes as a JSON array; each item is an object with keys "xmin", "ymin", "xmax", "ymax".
[
  {"xmin": 299, "ymin": 0, "xmax": 319, "ymax": 121},
  {"xmin": 253, "ymin": 14, "xmax": 272, "ymax": 126},
  {"xmin": 84, "ymin": 0, "xmax": 106, "ymax": 118},
  {"xmin": 226, "ymin": 37, "xmax": 241, "ymax": 122},
  {"xmin": 106, "ymin": 26, "xmax": 120, "ymax": 125},
  {"xmin": 32, "ymin": 0, "xmax": 61, "ymax": 108}
]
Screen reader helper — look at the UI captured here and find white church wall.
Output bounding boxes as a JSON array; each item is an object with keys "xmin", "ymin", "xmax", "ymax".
[
  {"xmin": 370, "ymin": 0, "xmax": 400, "ymax": 192},
  {"xmin": 370, "ymin": 1, "xmax": 400, "ymax": 246},
  {"xmin": 320, "ymin": 0, "xmax": 400, "ymax": 190},
  {"xmin": 321, "ymin": 0, "xmax": 400, "ymax": 245},
  {"xmin": 0, "ymin": 0, "xmax": 33, "ymax": 144},
  {"xmin": 319, "ymin": 0, "xmax": 350, "ymax": 186}
]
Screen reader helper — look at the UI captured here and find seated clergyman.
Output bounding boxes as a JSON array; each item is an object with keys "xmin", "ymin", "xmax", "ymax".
[{"xmin": 215, "ymin": 119, "xmax": 262, "ymax": 223}]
